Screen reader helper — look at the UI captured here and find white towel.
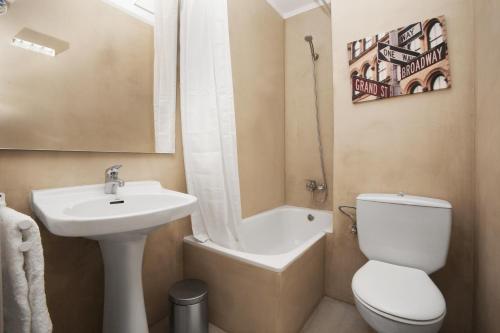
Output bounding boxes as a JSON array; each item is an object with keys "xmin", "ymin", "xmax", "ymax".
[
  {"xmin": 0, "ymin": 207, "xmax": 52, "ymax": 333},
  {"xmin": 0, "ymin": 207, "xmax": 31, "ymax": 333}
]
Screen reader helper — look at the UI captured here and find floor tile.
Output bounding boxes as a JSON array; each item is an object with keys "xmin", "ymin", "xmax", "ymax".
[
  {"xmin": 301, "ymin": 297, "xmax": 375, "ymax": 333},
  {"xmin": 150, "ymin": 297, "xmax": 373, "ymax": 333},
  {"xmin": 149, "ymin": 317, "xmax": 224, "ymax": 333}
]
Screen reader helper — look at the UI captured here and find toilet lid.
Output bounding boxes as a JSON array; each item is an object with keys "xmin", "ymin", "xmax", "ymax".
[{"xmin": 352, "ymin": 260, "xmax": 446, "ymax": 322}]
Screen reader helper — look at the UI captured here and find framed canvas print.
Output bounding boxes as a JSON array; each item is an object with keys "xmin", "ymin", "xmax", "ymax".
[{"xmin": 347, "ymin": 16, "xmax": 451, "ymax": 103}]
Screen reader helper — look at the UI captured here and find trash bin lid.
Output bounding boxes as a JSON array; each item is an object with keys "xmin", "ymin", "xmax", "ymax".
[{"xmin": 169, "ymin": 279, "xmax": 208, "ymax": 306}]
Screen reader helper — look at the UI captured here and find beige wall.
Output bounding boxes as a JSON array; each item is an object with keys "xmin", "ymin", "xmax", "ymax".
[
  {"xmin": 0, "ymin": 0, "xmax": 156, "ymax": 153},
  {"xmin": 474, "ymin": 0, "xmax": 500, "ymax": 331},
  {"xmin": 285, "ymin": 8, "xmax": 333, "ymax": 211},
  {"xmin": 0, "ymin": 0, "xmax": 284, "ymax": 331},
  {"xmin": 229, "ymin": 0, "xmax": 286, "ymax": 218},
  {"xmin": 328, "ymin": 1, "xmax": 475, "ymax": 332}
]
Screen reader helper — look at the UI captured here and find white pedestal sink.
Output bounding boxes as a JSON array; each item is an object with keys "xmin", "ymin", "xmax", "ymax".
[{"xmin": 31, "ymin": 181, "xmax": 198, "ymax": 333}]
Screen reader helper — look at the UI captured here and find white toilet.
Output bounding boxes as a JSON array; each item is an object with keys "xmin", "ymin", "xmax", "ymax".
[{"xmin": 352, "ymin": 193, "xmax": 452, "ymax": 333}]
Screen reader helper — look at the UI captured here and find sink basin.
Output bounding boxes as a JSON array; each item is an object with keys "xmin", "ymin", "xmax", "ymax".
[
  {"xmin": 32, "ymin": 181, "xmax": 197, "ymax": 238},
  {"xmin": 31, "ymin": 181, "xmax": 198, "ymax": 333}
]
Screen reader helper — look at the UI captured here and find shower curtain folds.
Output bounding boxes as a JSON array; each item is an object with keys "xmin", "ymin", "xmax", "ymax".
[
  {"xmin": 154, "ymin": 0, "xmax": 178, "ymax": 153},
  {"xmin": 180, "ymin": 0, "xmax": 243, "ymax": 250}
]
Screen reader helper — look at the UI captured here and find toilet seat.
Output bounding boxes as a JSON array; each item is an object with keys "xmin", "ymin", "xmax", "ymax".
[{"xmin": 352, "ymin": 260, "xmax": 446, "ymax": 324}]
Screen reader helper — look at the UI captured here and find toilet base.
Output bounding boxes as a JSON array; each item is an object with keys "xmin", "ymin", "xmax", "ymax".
[{"xmin": 354, "ymin": 296, "xmax": 444, "ymax": 333}]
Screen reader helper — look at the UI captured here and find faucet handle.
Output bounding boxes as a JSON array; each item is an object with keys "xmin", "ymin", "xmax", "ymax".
[
  {"xmin": 105, "ymin": 165, "xmax": 122, "ymax": 176},
  {"xmin": 306, "ymin": 179, "xmax": 318, "ymax": 192}
]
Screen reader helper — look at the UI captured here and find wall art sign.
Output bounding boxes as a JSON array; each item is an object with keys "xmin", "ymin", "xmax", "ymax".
[{"xmin": 347, "ymin": 16, "xmax": 451, "ymax": 104}]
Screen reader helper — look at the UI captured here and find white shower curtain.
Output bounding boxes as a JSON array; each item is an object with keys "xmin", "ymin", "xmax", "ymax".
[
  {"xmin": 180, "ymin": 0, "xmax": 243, "ymax": 249},
  {"xmin": 154, "ymin": 0, "xmax": 178, "ymax": 153}
]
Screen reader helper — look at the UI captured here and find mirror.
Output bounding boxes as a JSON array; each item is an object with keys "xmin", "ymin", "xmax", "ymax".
[{"xmin": 0, "ymin": 0, "xmax": 170, "ymax": 153}]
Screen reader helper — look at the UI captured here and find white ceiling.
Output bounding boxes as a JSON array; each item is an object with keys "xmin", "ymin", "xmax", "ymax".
[
  {"xmin": 101, "ymin": 0, "xmax": 154, "ymax": 25},
  {"xmin": 266, "ymin": 0, "xmax": 330, "ymax": 19},
  {"xmin": 102, "ymin": 0, "xmax": 330, "ymax": 26}
]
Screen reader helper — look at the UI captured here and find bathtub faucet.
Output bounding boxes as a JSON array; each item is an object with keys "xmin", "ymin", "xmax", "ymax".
[{"xmin": 306, "ymin": 180, "xmax": 327, "ymax": 193}]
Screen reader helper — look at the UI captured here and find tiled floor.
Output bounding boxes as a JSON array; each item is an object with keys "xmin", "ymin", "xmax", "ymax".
[
  {"xmin": 301, "ymin": 297, "xmax": 375, "ymax": 333},
  {"xmin": 208, "ymin": 324, "xmax": 226, "ymax": 333},
  {"xmin": 151, "ymin": 297, "xmax": 373, "ymax": 333},
  {"xmin": 149, "ymin": 318, "xmax": 224, "ymax": 333}
]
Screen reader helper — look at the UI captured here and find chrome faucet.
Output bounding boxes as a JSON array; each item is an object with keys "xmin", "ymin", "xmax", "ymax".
[
  {"xmin": 104, "ymin": 165, "xmax": 125, "ymax": 194},
  {"xmin": 306, "ymin": 179, "xmax": 327, "ymax": 193}
]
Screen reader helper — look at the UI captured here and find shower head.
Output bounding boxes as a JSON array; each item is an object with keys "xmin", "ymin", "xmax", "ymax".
[
  {"xmin": 0, "ymin": 0, "xmax": 8, "ymax": 16},
  {"xmin": 305, "ymin": 35, "xmax": 319, "ymax": 61}
]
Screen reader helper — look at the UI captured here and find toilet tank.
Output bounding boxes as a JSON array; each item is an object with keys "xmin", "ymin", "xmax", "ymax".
[{"xmin": 356, "ymin": 193, "xmax": 452, "ymax": 274}]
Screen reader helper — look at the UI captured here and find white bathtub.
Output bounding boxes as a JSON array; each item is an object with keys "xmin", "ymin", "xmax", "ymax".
[{"xmin": 184, "ymin": 205, "xmax": 333, "ymax": 272}]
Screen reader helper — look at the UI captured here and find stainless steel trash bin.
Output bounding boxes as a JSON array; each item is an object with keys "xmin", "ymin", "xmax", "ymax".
[{"xmin": 169, "ymin": 279, "xmax": 208, "ymax": 333}]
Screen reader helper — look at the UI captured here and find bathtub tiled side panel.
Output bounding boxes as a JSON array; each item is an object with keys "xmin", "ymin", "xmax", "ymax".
[
  {"xmin": 183, "ymin": 243, "xmax": 281, "ymax": 333},
  {"xmin": 278, "ymin": 237, "xmax": 325, "ymax": 332}
]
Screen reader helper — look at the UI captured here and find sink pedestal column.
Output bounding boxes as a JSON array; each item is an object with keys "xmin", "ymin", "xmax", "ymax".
[{"xmin": 99, "ymin": 234, "xmax": 148, "ymax": 333}]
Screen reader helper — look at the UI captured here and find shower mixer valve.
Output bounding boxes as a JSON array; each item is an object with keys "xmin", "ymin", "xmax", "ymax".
[{"xmin": 306, "ymin": 180, "xmax": 327, "ymax": 193}]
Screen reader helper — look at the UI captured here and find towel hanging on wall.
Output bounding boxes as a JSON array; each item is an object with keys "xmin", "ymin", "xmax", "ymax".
[{"xmin": 0, "ymin": 200, "xmax": 53, "ymax": 333}]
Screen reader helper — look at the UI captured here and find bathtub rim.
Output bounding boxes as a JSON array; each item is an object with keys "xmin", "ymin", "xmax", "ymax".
[{"xmin": 183, "ymin": 205, "xmax": 333, "ymax": 273}]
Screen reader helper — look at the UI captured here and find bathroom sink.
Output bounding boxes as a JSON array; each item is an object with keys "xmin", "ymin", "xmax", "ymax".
[
  {"xmin": 31, "ymin": 181, "xmax": 198, "ymax": 333},
  {"xmin": 31, "ymin": 181, "xmax": 197, "ymax": 238}
]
